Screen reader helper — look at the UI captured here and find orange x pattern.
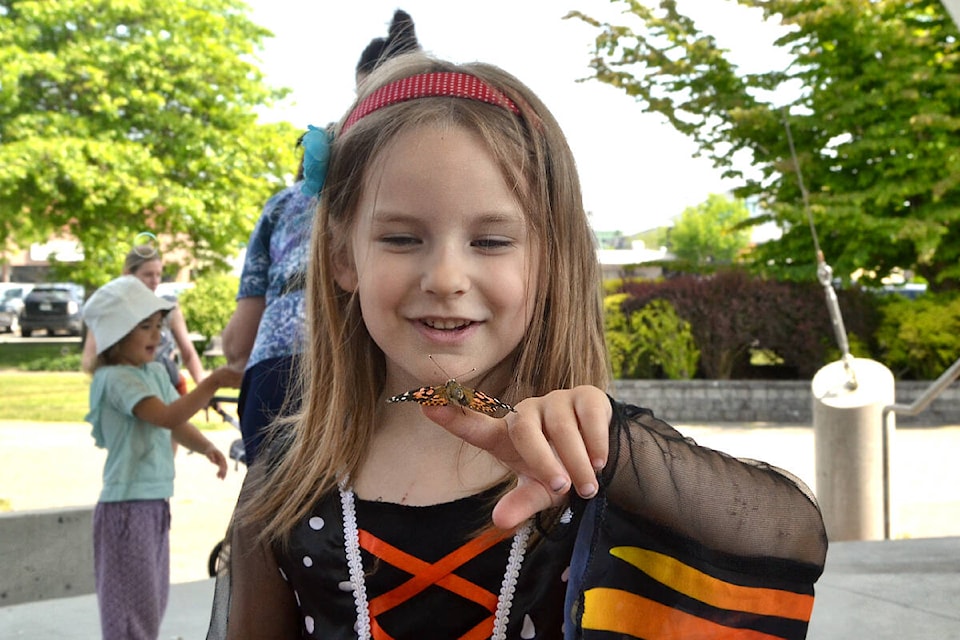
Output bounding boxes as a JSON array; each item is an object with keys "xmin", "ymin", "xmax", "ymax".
[{"xmin": 358, "ymin": 528, "xmax": 512, "ymax": 640}]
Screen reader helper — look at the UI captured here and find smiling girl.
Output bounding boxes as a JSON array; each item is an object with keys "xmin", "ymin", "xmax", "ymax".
[
  {"xmin": 82, "ymin": 275, "xmax": 241, "ymax": 639},
  {"xmin": 211, "ymin": 55, "xmax": 827, "ymax": 640}
]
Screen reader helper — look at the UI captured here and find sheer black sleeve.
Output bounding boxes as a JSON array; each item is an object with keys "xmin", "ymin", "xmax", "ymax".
[{"xmin": 602, "ymin": 400, "xmax": 827, "ymax": 571}]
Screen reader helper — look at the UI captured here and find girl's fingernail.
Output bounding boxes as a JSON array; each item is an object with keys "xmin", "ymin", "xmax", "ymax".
[
  {"xmin": 550, "ymin": 477, "xmax": 569, "ymax": 493},
  {"xmin": 592, "ymin": 458, "xmax": 606, "ymax": 471},
  {"xmin": 579, "ymin": 483, "xmax": 598, "ymax": 498}
]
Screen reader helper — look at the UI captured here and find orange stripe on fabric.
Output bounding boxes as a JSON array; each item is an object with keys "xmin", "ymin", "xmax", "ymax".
[
  {"xmin": 583, "ymin": 588, "xmax": 788, "ymax": 640},
  {"xmin": 610, "ymin": 546, "xmax": 814, "ymax": 621},
  {"xmin": 360, "ymin": 529, "xmax": 506, "ymax": 615},
  {"xmin": 371, "ymin": 618, "xmax": 395, "ymax": 640},
  {"xmin": 460, "ymin": 615, "xmax": 497, "ymax": 640}
]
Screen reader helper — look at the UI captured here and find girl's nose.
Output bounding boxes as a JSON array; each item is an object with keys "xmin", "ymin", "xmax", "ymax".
[{"xmin": 421, "ymin": 247, "xmax": 470, "ymax": 297}]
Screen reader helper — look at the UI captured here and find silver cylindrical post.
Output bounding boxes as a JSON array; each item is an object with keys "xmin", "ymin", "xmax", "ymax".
[{"xmin": 812, "ymin": 358, "xmax": 895, "ymax": 541}]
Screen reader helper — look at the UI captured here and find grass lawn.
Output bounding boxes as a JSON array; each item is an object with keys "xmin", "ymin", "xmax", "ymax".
[
  {"xmin": 0, "ymin": 370, "xmax": 233, "ymax": 430},
  {"xmin": 0, "ymin": 341, "xmax": 81, "ymax": 370}
]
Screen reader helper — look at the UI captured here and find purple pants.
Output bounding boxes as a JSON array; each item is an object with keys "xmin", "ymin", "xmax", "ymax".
[{"xmin": 94, "ymin": 500, "xmax": 171, "ymax": 640}]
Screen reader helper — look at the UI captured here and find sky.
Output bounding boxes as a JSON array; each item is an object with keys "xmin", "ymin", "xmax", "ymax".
[{"xmin": 245, "ymin": 0, "xmax": 790, "ymax": 235}]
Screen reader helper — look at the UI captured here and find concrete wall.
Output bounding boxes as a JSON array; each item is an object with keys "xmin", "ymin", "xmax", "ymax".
[
  {"xmin": 0, "ymin": 505, "xmax": 95, "ymax": 607},
  {"xmin": 611, "ymin": 379, "xmax": 960, "ymax": 425}
]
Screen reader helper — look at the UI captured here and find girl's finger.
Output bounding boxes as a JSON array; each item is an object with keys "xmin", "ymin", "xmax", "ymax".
[
  {"xmin": 491, "ymin": 476, "xmax": 558, "ymax": 530},
  {"xmin": 572, "ymin": 386, "xmax": 612, "ymax": 471},
  {"xmin": 539, "ymin": 403, "xmax": 596, "ymax": 498},
  {"xmin": 504, "ymin": 408, "xmax": 572, "ymax": 495},
  {"xmin": 427, "ymin": 401, "xmax": 571, "ymax": 496},
  {"xmin": 421, "ymin": 404, "xmax": 505, "ymax": 452}
]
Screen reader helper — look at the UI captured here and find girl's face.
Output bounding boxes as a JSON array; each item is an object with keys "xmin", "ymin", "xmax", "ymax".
[
  {"xmin": 129, "ymin": 258, "xmax": 163, "ymax": 291},
  {"xmin": 335, "ymin": 124, "xmax": 538, "ymax": 394},
  {"xmin": 112, "ymin": 312, "xmax": 164, "ymax": 367}
]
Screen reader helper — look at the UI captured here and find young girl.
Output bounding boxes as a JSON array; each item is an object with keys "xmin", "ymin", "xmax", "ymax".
[
  {"xmin": 82, "ymin": 245, "xmax": 206, "ymax": 397},
  {"xmin": 82, "ymin": 275, "xmax": 242, "ymax": 640},
  {"xmin": 210, "ymin": 54, "xmax": 827, "ymax": 640}
]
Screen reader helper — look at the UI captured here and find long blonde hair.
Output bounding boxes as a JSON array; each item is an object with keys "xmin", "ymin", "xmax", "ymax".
[{"xmin": 245, "ymin": 54, "xmax": 609, "ymax": 542}]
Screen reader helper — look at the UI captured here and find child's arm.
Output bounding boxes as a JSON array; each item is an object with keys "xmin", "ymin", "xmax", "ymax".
[
  {"xmin": 133, "ymin": 365, "xmax": 243, "ymax": 429},
  {"xmin": 168, "ymin": 305, "xmax": 206, "ymax": 386},
  {"xmin": 171, "ymin": 421, "xmax": 228, "ymax": 479}
]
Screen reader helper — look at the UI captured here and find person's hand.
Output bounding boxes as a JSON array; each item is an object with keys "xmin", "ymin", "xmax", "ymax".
[
  {"xmin": 422, "ymin": 385, "xmax": 611, "ymax": 530},
  {"xmin": 213, "ymin": 365, "xmax": 244, "ymax": 389},
  {"xmin": 204, "ymin": 445, "xmax": 229, "ymax": 479}
]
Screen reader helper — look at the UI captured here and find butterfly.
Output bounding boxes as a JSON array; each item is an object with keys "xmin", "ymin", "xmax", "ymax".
[{"xmin": 388, "ymin": 378, "xmax": 516, "ymax": 418}]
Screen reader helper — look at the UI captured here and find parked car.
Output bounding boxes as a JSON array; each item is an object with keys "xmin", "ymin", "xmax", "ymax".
[
  {"xmin": 19, "ymin": 283, "xmax": 85, "ymax": 337},
  {"xmin": 0, "ymin": 302, "xmax": 18, "ymax": 334},
  {"xmin": 0, "ymin": 284, "xmax": 35, "ymax": 334}
]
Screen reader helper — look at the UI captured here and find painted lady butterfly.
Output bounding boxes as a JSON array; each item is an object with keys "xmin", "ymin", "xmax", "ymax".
[{"xmin": 388, "ymin": 378, "xmax": 516, "ymax": 418}]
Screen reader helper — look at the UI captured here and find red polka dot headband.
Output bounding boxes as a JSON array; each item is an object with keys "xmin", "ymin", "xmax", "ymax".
[{"xmin": 342, "ymin": 71, "xmax": 521, "ymax": 134}]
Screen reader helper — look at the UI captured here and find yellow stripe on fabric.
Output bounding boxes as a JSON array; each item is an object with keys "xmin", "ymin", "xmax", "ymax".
[
  {"xmin": 610, "ymin": 546, "xmax": 814, "ymax": 621},
  {"xmin": 582, "ymin": 588, "xmax": 787, "ymax": 640}
]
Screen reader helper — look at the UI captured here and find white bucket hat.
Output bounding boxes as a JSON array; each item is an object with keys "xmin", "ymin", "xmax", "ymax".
[{"xmin": 82, "ymin": 275, "xmax": 175, "ymax": 355}]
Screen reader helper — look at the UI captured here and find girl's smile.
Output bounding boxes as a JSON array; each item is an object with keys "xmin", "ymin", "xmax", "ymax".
[{"xmin": 335, "ymin": 124, "xmax": 538, "ymax": 393}]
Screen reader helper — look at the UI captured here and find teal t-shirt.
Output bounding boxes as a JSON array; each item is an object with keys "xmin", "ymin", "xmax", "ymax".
[{"xmin": 85, "ymin": 362, "xmax": 180, "ymax": 502}]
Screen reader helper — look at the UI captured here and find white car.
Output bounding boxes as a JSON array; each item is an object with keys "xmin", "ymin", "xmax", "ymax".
[{"xmin": 0, "ymin": 284, "xmax": 35, "ymax": 334}]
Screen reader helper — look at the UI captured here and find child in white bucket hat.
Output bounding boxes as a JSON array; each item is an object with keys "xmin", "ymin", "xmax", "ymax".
[{"xmin": 81, "ymin": 275, "xmax": 242, "ymax": 639}]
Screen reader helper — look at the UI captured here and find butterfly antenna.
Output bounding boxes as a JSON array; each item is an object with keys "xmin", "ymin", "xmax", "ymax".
[{"xmin": 427, "ymin": 354, "xmax": 475, "ymax": 381}]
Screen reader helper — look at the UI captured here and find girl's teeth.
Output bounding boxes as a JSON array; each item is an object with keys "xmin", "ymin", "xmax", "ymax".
[{"xmin": 426, "ymin": 320, "xmax": 468, "ymax": 330}]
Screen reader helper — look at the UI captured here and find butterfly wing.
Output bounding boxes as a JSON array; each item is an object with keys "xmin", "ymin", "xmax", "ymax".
[
  {"xmin": 464, "ymin": 388, "xmax": 516, "ymax": 419},
  {"xmin": 388, "ymin": 381, "xmax": 515, "ymax": 418},
  {"xmin": 387, "ymin": 385, "xmax": 450, "ymax": 408}
]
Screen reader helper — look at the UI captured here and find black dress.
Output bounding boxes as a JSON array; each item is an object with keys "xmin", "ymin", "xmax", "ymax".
[{"xmin": 209, "ymin": 401, "xmax": 828, "ymax": 639}]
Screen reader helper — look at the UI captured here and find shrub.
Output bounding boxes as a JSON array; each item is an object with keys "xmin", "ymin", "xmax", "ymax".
[
  {"xmin": 617, "ymin": 269, "xmax": 880, "ymax": 379},
  {"xmin": 605, "ymin": 294, "xmax": 699, "ymax": 379},
  {"xmin": 23, "ymin": 353, "xmax": 84, "ymax": 372},
  {"xmin": 875, "ymin": 293, "xmax": 960, "ymax": 379},
  {"xmin": 177, "ymin": 272, "xmax": 240, "ymax": 351}
]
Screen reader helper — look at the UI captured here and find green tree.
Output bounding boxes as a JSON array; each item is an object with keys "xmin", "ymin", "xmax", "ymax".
[
  {"xmin": 177, "ymin": 271, "xmax": 239, "ymax": 349},
  {"xmin": 0, "ymin": 0, "xmax": 300, "ymax": 287},
  {"xmin": 669, "ymin": 193, "xmax": 751, "ymax": 268},
  {"xmin": 569, "ymin": 0, "xmax": 960, "ymax": 290}
]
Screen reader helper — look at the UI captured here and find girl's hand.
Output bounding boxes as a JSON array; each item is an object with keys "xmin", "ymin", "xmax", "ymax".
[
  {"xmin": 422, "ymin": 385, "xmax": 611, "ymax": 529},
  {"xmin": 213, "ymin": 365, "xmax": 244, "ymax": 389},
  {"xmin": 204, "ymin": 445, "xmax": 229, "ymax": 479}
]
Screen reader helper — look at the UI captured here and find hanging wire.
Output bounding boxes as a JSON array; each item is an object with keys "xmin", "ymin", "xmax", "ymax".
[{"xmin": 782, "ymin": 109, "xmax": 858, "ymax": 390}]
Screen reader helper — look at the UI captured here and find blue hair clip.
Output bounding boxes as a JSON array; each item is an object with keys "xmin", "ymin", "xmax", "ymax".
[{"xmin": 300, "ymin": 124, "xmax": 333, "ymax": 196}]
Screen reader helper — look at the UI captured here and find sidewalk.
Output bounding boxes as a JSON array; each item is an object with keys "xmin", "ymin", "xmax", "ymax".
[
  {"xmin": 0, "ymin": 421, "xmax": 247, "ymax": 586},
  {"xmin": 2, "ymin": 420, "xmax": 959, "ymax": 637}
]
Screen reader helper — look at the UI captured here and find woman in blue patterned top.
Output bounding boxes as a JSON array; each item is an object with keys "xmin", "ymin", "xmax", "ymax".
[{"xmin": 221, "ymin": 173, "xmax": 315, "ymax": 462}]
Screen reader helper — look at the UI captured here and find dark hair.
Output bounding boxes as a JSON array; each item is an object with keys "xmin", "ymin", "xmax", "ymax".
[{"xmin": 356, "ymin": 10, "xmax": 420, "ymax": 76}]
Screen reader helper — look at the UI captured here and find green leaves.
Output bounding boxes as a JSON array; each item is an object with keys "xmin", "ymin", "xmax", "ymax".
[
  {"xmin": 572, "ymin": 0, "xmax": 960, "ymax": 290},
  {"xmin": 0, "ymin": 0, "xmax": 299, "ymax": 286},
  {"xmin": 669, "ymin": 193, "xmax": 751, "ymax": 267}
]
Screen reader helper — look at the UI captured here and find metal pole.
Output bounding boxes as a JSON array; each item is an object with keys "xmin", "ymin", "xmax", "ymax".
[{"xmin": 812, "ymin": 358, "xmax": 895, "ymax": 541}]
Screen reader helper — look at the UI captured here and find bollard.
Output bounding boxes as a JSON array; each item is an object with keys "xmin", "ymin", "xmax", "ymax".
[{"xmin": 811, "ymin": 357, "xmax": 895, "ymax": 541}]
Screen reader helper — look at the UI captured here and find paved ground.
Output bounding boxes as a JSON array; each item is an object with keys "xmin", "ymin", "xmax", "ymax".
[{"xmin": 0, "ymin": 419, "xmax": 246, "ymax": 585}]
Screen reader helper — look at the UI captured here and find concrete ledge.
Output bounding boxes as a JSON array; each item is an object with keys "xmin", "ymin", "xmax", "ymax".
[
  {"xmin": 612, "ymin": 379, "xmax": 960, "ymax": 425},
  {"xmin": 0, "ymin": 505, "xmax": 95, "ymax": 607}
]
